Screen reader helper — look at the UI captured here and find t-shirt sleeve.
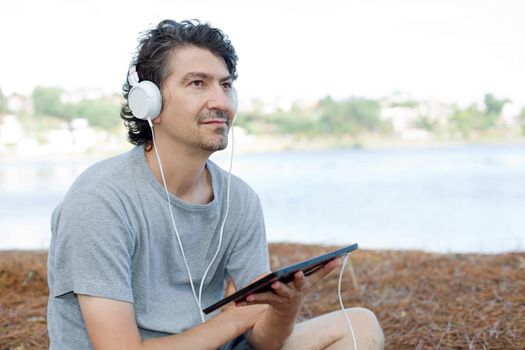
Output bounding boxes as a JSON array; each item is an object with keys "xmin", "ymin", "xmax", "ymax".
[
  {"xmin": 50, "ymin": 190, "xmax": 135, "ymax": 303},
  {"xmin": 226, "ymin": 195, "xmax": 270, "ymax": 289}
]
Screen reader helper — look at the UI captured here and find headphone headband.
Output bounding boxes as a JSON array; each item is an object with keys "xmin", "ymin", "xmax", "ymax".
[{"xmin": 128, "ymin": 65, "xmax": 140, "ymax": 87}]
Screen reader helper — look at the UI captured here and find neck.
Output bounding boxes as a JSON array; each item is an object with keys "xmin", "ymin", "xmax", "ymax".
[{"xmin": 145, "ymin": 138, "xmax": 214, "ymax": 205}]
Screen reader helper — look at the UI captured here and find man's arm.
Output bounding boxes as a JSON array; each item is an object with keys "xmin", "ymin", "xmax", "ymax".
[
  {"xmin": 78, "ymin": 294, "xmax": 267, "ymax": 350},
  {"xmin": 240, "ymin": 258, "xmax": 341, "ymax": 350}
]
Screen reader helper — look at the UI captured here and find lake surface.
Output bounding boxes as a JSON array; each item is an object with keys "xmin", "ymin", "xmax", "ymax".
[{"xmin": 1, "ymin": 144, "xmax": 524, "ymax": 253}]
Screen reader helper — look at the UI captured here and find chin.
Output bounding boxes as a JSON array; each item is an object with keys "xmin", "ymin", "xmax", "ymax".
[{"xmin": 199, "ymin": 138, "xmax": 228, "ymax": 152}]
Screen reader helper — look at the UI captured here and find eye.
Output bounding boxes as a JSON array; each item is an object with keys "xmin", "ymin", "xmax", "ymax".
[
  {"xmin": 222, "ymin": 81, "xmax": 233, "ymax": 90},
  {"xmin": 190, "ymin": 80, "xmax": 204, "ymax": 87}
]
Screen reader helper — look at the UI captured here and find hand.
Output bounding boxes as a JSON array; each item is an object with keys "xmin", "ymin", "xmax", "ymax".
[
  {"xmin": 236, "ymin": 258, "xmax": 342, "ymax": 318},
  {"xmin": 220, "ymin": 279, "xmax": 268, "ymax": 332}
]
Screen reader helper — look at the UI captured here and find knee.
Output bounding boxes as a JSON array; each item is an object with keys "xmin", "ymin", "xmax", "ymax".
[{"xmin": 344, "ymin": 307, "xmax": 384, "ymax": 349}]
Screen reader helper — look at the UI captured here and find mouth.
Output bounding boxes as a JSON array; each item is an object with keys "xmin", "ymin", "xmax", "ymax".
[
  {"xmin": 200, "ymin": 119, "xmax": 229, "ymax": 126},
  {"xmin": 201, "ymin": 119, "xmax": 227, "ymax": 124},
  {"xmin": 198, "ymin": 111, "xmax": 230, "ymax": 127}
]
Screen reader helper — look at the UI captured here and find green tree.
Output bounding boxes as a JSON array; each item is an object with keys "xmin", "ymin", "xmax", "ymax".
[
  {"xmin": 32, "ymin": 87, "xmax": 121, "ymax": 129},
  {"xmin": 267, "ymin": 108, "xmax": 318, "ymax": 135},
  {"xmin": 319, "ymin": 96, "xmax": 381, "ymax": 135},
  {"xmin": 32, "ymin": 86, "xmax": 70, "ymax": 120},
  {"xmin": 69, "ymin": 99, "xmax": 121, "ymax": 129},
  {"xmin": 345, "ymin": 98, "xmax": 381, "ymax": 131},
  {"xmin": 318, "ymin": 96, "xmax": 340, "ymax": 133},
  {"xmin": 234, "ymin": 99, "xmax": 268, "ymax": 134},
  {"xmin": 451, "ymin": 104, "xmax": 490, "ymax": 138},
  {"xmin": 0, "ymin": 87, "xmax": 8, "ymax": 113},
  {"xmin": 415, "ymin": 116, "xmax": 436, "ymax": 131},
  {"xmin": 391, "ymin": 100, "xmax": 418, "ymax": 108},
  {"xmin": 484, "ymin": 93, "xmax": 507, "ymax": 116}
]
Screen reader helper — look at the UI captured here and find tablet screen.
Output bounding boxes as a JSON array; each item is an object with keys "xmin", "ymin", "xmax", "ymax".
[{"xmin": 202, "ymin": 243, "xmax": 358, "ymax": 314}]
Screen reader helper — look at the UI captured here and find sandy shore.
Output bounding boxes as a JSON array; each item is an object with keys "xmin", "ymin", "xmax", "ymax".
[{"xmin": 1, "ymin": 244, "xmax": 524, "ymax": 349}]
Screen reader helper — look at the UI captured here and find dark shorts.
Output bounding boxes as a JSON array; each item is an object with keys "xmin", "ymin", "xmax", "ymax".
[{"xmin": 220, "ymin": 334, "xmax": 253, "ymax": 350}]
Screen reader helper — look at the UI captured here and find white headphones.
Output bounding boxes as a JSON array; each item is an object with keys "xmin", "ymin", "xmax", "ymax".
[{"xmin": 127, "ymin": 65, "xmax": 163, "ymax": 120}]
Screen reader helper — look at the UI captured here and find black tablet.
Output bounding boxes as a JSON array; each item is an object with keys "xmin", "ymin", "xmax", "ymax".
[{"xmin": 202, "ymin": 243, "xmax": 358, "ymax": 314}]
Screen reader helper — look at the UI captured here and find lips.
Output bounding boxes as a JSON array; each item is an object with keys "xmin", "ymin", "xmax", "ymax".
[
  {"xmin": 201, "ymin": 119, "xmax": 227, "ymax": 124},
  {"xmin": 199, "ymin": 111, "xmax": 229, "ymax": 126}
]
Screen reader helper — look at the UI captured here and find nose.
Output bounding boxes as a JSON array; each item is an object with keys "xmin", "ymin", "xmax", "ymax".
[{"xmin": 206, "ymin": 84, "xmax": 235, "ymax": 115}]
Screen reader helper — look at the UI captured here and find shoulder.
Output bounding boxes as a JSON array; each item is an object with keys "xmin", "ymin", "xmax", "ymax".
[
  {"xmin": 54, "ymin": 147, "xmax": 144, "ymax": 217},
  {"xmin": 51, "ymin": 148, "xmax": 144, "ymax": 237},
  {"xmin": 69, "ymin": 147, "xmax": 142, "ymax": 196}
]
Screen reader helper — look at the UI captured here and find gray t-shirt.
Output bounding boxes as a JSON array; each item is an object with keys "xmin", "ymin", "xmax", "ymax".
[{"xmin": 47, "ymin": 146, "xmax": 270, "ymax": 349}]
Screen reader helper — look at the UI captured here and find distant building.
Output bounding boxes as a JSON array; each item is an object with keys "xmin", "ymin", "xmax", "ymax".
[
  {"xmin": 47, "ymin": 118, "xmax": 99, "ymax": 153},
  {"xmin": 60, "ymin": 88, "xmax": 107, "ymax": 104},
  {"xmin": 417, "ymin": 100, "xmax": 454, "ymax": 127},
  {"xmin": 498, "ymin": 102, "xmax": 521, "ymax": 128},
  {"xmin": 0, "ymin": 114, "xmax": 24, "ymax": 145},
  {"xmin": 379, "ymin": 104, "xmax": 419, "ymax": 133},
  {"xmin": 7, "ymin": 94, "xmax": 33, "ymax": 114},
  {"xmin": 379, "ymin": 96, "xmax": 454, "ymax": 140}
]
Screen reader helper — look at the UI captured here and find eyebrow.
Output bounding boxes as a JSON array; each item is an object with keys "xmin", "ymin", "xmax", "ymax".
[{"xmin": 181, "ymin": 72, "xmax": 233, "ymax": 84}]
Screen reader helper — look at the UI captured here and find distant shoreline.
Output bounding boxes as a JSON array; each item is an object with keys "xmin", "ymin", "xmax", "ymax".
[{"xmin": 1, "ymin": 134, "xmax": 524, "ymax": 160}]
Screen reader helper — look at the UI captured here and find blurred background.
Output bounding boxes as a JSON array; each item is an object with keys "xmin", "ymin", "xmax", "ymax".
[{"xmin": 1, "ymin": 0, "xmax": 524, "ymax": 253}]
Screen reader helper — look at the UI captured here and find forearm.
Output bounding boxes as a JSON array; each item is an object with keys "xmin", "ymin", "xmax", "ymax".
[
  {"xmin": 80, "ymin": 293, "xmax": 265, "ymax": 350},
  {"xmin": 140, "ymin": 311, "xmax": 244, "ymax": 350},
  {"xmin": 247, "ymin": 307, "xmax": 298, "ymax": 350}
]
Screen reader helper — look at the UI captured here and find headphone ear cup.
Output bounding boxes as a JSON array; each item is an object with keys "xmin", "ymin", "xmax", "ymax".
[{"xmin": 128, "ymin": 80, "xmax": 162, "ymax": 120}]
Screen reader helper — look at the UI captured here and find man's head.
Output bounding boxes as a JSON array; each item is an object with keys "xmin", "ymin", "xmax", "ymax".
[{"xmin": 120, "ymin": 19, "xmax": 238, "ymax": 149}]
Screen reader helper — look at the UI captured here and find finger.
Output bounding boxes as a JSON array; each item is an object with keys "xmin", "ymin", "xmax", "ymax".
[
  {"xmin": 292, "ymin": 271, "xmax": 306, "ymax": 290},
  {"xmin": 271, "ymin": 281, "xmax": 294, "ymax": 297},
  {"xmin": 325, "ymin": 257, "xmax": 342, "ymax": 270},
  {"xmin": 306, "ymin": 258, "xmax": 342, "ymax": 285},
  {"xmin": 234, "ymin": 290, "xmax": 274, "ymax": 307},
  {"xmin": 237, "ymin": 288, "xmax": 288, "ymax": 306}
]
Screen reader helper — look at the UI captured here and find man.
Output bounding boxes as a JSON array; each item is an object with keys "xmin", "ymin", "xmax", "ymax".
[{"xmin": 47, "ymin": 19, "xmax": 384, "ymax": 349}]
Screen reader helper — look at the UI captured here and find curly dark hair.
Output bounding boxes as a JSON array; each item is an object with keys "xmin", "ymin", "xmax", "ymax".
[{"xmin": 120, "ymin": 19, "xmax": 238, "ymax": 148}]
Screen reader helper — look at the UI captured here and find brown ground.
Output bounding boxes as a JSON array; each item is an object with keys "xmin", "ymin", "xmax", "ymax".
[{"xmin": 1, "ymin": 244, "xmax": 524, "ymax": 349}]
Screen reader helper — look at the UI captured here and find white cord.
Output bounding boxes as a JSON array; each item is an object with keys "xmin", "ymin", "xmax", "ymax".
[
  {"xmin": 338, "ymin": 253, "xmax": 358, "ymax": 350},
  {"xmin": 198, "ymin": 126, "xmax": 234, "ymax": 311},
  {"xmin": 147, "ymin": 118, "xmax": 234, "ymax": 323}
]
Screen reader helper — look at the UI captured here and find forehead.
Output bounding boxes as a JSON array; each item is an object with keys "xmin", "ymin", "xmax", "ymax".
[{"xmin": 167, "ymin": 45, "xmax": 229, "ymax": 77}]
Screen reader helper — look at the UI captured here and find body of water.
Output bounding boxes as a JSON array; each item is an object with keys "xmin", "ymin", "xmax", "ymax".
[{"xmin": 1, "ymin": 144, "xmax": 524, "ymax": 253}]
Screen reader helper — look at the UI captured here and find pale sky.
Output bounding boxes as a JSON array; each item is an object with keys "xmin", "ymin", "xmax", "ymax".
[{"xmin": 1, "ymin": 0, "xmax": 524, "ymax": 106}]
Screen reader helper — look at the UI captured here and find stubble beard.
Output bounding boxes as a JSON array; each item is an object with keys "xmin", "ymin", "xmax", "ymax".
[
  {"xmin": 198, "ymin": 126, "xmax": 229, "ymax": 152},
  {"xmin": 197, "ymin": 111, "xmax": 231, "ymax": 152}
]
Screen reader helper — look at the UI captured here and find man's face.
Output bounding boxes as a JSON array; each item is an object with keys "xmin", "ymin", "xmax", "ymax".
[{"xmin": 156, "ymin": 45, "xmax": 237, "ymax": 153}]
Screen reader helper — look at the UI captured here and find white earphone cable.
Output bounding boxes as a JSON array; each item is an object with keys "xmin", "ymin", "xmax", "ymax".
[
  {"xmin": 338, "ymin": 253, "xmax": 358, "ymax": 349},
  {"xmin": 198, "ymin": 126, "xmax": 234, "ymax": 310},
  {"xmin": 148, "ymin": 119, "xmax": 203, "ymax": 320},
  {"xmin": 147, "ymin": 118, "xmax": 234, "ymax": 323}
]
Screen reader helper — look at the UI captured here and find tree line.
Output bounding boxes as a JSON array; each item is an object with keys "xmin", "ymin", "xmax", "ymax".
[
  {"xmin": 1, "ymin": 87, "xmax": 524, "ymax": 141},
  {"xmin": 236, "ymin": 94, "xmax": 525, "ymax": 139},
  {"xmin": 30, "ymin": 87, "xmax": 121, "ymax": 130}
]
